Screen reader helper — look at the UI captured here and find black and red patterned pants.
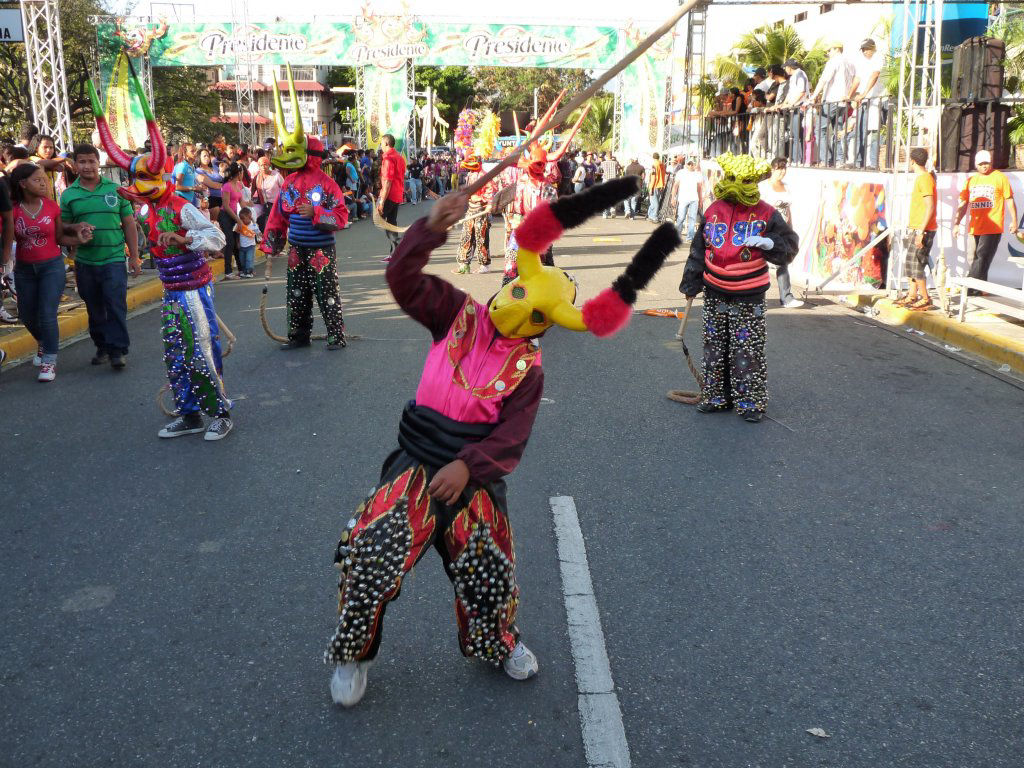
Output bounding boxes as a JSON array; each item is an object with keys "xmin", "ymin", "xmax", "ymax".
[{"xmin": 325, "ymin": 440, "xmax": 520, "ymax": 667}]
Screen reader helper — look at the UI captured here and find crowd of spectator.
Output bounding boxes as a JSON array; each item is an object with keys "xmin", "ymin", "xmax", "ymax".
[{"xmin": 706, "ymin": 38, "xmax": 888, "ymax": 169}]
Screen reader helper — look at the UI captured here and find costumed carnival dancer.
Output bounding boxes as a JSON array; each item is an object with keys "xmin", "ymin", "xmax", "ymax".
[
  {"xmin": 326, "ymin": 177, "xmax": 681, "ymax": 707},
  {"xmin": 679, "ymin": 153, "xmax": 799, "ymax": 423},
  {"xmin": 499, "ymin": 94, "xmax": 589, "ymax": 285},
  {"xmin": 262, "ymin": 65, "xmax": 349, "ymax": 350},
  {"xmin": 453, "ymin": 154, "xmax": 496, "ymax": 274},
  {"xmin": 88, "ymin": 71, "xmax": 233, "ymax": 441}
]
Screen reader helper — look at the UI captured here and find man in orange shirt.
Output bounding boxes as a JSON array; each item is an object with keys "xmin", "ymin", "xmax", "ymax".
[
  {"xmin": 953, "ymin": 149, "xmax": 1021, "ymax": 287},
  {"xmin": 377, "ymin": 134, "xmax": 407, "ymax": 258},
  {"xmin": 896, "ymin": 147, "xmax": 938, "ymax": 311}
]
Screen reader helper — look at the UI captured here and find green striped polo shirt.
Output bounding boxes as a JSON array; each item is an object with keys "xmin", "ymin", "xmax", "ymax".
[{"xmin": 60, "ymin": 177, "xmax": 134, "ymax": 266}]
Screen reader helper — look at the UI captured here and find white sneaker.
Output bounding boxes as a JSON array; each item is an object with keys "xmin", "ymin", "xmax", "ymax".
[
  {"xmin": 33, "ymin": 347, "xmax": 42, "ymax": 366},
  {"xmin": 503, "ymin": 641, "xmax": 539, "ymax": 681},
  {"xmin": 37, "ymin": 362, "xmax": 56, "ymax": 382},
  {"xmin": 0, "ymin": 306, "xmax": 16, "ymax": 323},
  {"xmin": 330, "ymin": 661, "xmax": 372, "ymax": 707},
  {"xmin": 783, "ymin": 298, "xmax": 805, "ymax": 309},
  {"xmin": 476, "ymin": 264, "xmax": 491, "ymax": 274}
]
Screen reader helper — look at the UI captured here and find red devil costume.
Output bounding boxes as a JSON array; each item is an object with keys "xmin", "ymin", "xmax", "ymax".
[
  {"xmin": 499, "ymin": 93, "xmax": 587, "ymax": 284},
  {"xmin": 88, "ymin": 70, "xmax": 232, "ymax": 441},
  {"xmin": 325, "ymin": 178, "xmax": 681, "ymax": 707},
  {"xmin": 454, "ymin": 156, "xmax": 496, "ymax": 274},
  {"xmin": 262, "ymin": 69, "xmax": 349, "ymax": 349}
]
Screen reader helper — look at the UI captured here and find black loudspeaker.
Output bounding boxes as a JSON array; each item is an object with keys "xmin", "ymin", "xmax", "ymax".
[
  {"xmin": 940, "ymin": 103, "xmax": 1011, "ymax": 172},
  {"xmin": 951, "ymin": 36, "xmax": 1006, "ymax": 102}
]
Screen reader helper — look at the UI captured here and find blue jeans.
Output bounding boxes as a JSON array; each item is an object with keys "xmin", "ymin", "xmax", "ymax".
[
  {"xmin": 408, "ymin": 178, "xmax": 422, "ymax": 204},
  {"xmin": 676, "ymin": 200, "xmax": 698, "ymax": 240},
  {"xmin": 776, "ymin": 264, "xmax": 794, "ymax": 303},
  {"xmin": 624, "ymin": 195, "xmax": 639, "ymax": 217},
  {"xmin": 574, "ymin": 182, "xmax": 584, "ymax": 194},
  {"xmin": 790, "ymin": 111, "xmax": 803, "ymax": 162},
  {"xmin": 239, "ymin": 245, "xmax": 255, "ymax": 273},
  {"xmin": 15, "ymin": 255, "xmax": 65, "ymax": 363},
  {"xmin": 76, "ymin": 260, "xmax": 129, "ymax": 355},
  {"xmin": 647, "ymin": 188, "xmax": 663, "ymax": 220}
]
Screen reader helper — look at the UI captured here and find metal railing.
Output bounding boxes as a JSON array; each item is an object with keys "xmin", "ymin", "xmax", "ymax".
[{"xmin": 703, "ymin": 97, "xmax": 894, "ymax": 170}]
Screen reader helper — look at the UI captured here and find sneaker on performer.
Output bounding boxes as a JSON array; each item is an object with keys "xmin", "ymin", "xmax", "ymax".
[
  {"xmin": 37, "ymin": 362, "xmax": 56, "ymax": 382},
  {"xmin": 783, "ymin": 297, "xmax": 804, "ymax": 309},
  {"xmin": 158, "ymin": 413, "xmax": 205, "ymax": 438},
  {"xmin": 33, "ymin": 346, "xmax": 43, "ymax": 366},
  {"xmin": 476, "ymin": 264, "xmax": 490, "ymax": 274},
  {"xmin": 204, "ymin": 415, "xmax": 233, "ymax": 441},
  {"xmin": 503, "ymin": 641, "xmax": 539, "ymax": 680},
  {"xmin": 330, "ymin": 661, "xmax": 372, "ymax": 707}
]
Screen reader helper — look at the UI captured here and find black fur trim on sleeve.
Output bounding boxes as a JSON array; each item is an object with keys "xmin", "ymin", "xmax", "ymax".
[{"xmin": 549, "ymin": 177, "xmax": 640, "ymax": 230}]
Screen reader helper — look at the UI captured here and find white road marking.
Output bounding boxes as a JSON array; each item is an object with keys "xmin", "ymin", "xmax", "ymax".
[{"xmin": 550, "ymin": 495, "xmax": 631, "ymax": 768}]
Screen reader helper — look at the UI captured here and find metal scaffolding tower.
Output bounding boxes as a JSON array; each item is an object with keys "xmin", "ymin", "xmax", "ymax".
[
  {"xmin": 889, "ymin": 0, "xmax": 946, "ymax": 303},
  {"xmin": 20, "ymin": 0, "xmax": 72, "ymax": 150},
  {"xmin": 229, "ymin": 0, "xmax": 258, "ymax": 146},
  {"xmin": 682, "ymin": 1, "xmax": 708, "ymax": 153}
]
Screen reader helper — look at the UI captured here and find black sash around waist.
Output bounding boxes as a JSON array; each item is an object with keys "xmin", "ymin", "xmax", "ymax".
[{"xmin": 397, "ymin": 402, "xmax": 495, "ymax": 470}]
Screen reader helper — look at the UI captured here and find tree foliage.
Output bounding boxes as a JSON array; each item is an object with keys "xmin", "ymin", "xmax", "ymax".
[
  {"xmin": 153, "ymin": 67, "xmax": 222, "ymax": 144},
  {"xmin": 713, "ymin": 25, "xmax": 828, "ymax": 89},
  {"xmin": 570, "ymin": 91, "xmax": 615, "ymax": 152},
  {"xmin": 471, "ymin": 67, "xmax": 590, "ymax": 113},
  {"xmin": 0, "ymin": 0, "xmax": 107, "ymax": 139},
  {"xmin": 413, "ymin": 65, "xmax": 478, "ymax": 132}
]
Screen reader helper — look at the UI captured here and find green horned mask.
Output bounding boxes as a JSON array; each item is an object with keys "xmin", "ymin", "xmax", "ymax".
[
  {"xmin": 713, "ymin": 152, "xmax": 771, "ymax": 206},
  {"xmin": 271, "ymin": 64, "xmax": 308, "ymax": 170}
]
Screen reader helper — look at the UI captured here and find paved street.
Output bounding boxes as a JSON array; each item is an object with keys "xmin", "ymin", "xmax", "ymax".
[{"xmin": 3, "ymin": 202, "xmax": 1023, "ymax": 768}]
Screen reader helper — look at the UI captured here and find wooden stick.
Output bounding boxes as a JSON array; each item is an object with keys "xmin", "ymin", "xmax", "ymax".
[{"xmin": 461, "ymin": 0, "xmax": 698, "ymax": 197}]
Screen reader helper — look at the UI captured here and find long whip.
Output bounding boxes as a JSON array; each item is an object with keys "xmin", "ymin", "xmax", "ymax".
[{"xmin": 667, "ymin": 296, "xmax": 704, "ymax": 405}]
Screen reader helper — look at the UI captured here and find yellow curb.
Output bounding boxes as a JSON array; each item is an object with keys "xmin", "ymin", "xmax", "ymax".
[
  {"xmin": 846, "ymin": 291, "xmax": 1024, "ymax": 374},
  {"xmin": 1, "ymin": 258, "xmax": 226, "ymax": 366}
]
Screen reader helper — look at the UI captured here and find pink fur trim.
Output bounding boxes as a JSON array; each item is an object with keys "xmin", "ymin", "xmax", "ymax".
[
  {"xmin": 582, "ymin": 288, "xmax": 631, "ymax": 338},
  {"xmin": 515, "ymin": 203, "xmax": 563, "ymax": 253}
]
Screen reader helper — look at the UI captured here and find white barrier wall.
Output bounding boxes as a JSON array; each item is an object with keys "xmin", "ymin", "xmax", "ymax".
[{"xmin": 779, "ymin": 167, "xmax": 1024, "ymax": 292}]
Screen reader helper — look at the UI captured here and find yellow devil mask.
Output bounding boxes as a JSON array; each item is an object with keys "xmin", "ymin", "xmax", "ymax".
[
  {"xmin": 272, "ymin": 64, "xmax": 309, "ymax": 171},
  {"xmin": 487, "ymin": 177, "xmax": 682, "ymax": 339}
]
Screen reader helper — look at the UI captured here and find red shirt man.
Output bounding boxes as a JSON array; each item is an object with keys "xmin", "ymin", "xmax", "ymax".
[{"xmin": 378, "ymin": 134, "xmax": 407, "ymax": 255}]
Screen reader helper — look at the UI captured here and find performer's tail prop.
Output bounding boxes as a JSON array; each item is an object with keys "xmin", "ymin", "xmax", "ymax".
[
  {"xmin": 667, "ymin": 296, "xmax": 704, "ymax": 405},
  {"xmin": 259, "ymin": 253, "xmax": 288, "ymax": 343},
  {"xmin": 157, "ymin": 313, "xmax": 236, "ymax": 416}
]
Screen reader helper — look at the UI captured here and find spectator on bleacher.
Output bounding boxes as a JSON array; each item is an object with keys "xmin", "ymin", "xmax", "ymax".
[
  {"xmin": 7, "ymin": 163, "xmax": 90, "ymax": 382},
  {"xmin": 810, "ymin": 43, "xmax": 853, "ymax": 167},
  {"xmin": 782, "ymin": 59, "xmax": 809, "ymax": 163},
  {"xmin": 953, "ymin": 150, "xmax": 1021, "ymax": 291},
  {"xmin": 848, "ymin": 39, "xmax": 885, "ymax": 168},
  {"xmin": 894, "ymin": 148, "xmax": 938, "ymax": 311},
  {"xmin": 61, "ymin": 144, "xmax": 141, "ymax": 368}
]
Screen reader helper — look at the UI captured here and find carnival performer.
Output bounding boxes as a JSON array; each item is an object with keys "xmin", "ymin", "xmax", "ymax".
[
  {"xmin": 679, "ymin": 153, "xmax": 799, "ymax": 423},
  {"xmin": 88, "ymin": 72, "xmax": 232, "ymax": 440},
  {"xmin": 453, "ymin": 155, "xmax": 495, "ymax": 274},
  {"xmin": 326, "ymin": 178, "xmax": 680, "ymax": 707},
  {"xmin": 262, "ymin": 66, "xmax": 349, "ymax": 350},
  {"xmin": 500, "ymin": 95, "xmax": 587, "ymax": 284}
]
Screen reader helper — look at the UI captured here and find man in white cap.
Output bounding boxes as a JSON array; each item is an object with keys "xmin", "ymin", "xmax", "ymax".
[{"xmin": 953, "ymin": 150, "xmax": 1021, "ymax": 288}]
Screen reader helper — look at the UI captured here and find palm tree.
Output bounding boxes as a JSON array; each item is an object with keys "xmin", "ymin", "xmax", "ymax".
[
  {"xmin": 569, "ymin": 92, "xmax": 615, "ymax": 151},
  {"xmin": 713, "ymin": 24, "xmax": 829, "ymax": 88}
]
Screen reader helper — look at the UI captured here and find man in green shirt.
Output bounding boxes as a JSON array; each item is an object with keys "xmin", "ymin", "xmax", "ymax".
[{"xmin": 61, "ymin": 144, "xmax": 140, "ymax": 369}]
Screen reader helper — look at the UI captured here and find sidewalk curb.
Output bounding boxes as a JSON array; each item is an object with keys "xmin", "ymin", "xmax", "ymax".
[
  {"xmin": 846, "ymin": 292, "xmax": 1024, "ymax": 374},
  {"xmin": 0, "ymin": 259, "xmax": 226, "ymax": 366}
]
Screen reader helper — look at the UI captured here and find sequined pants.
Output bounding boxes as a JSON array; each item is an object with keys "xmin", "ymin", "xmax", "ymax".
[
  {"xmin": 286, "ymin": 244, "xmax": 345, "ymax": 345},
  {"xmin": 162, "ymin": 284, "xmax": 231, "ymax": 417},
  {"xmin": 326, "ymin": 451, "xmax": 520, "ymax": 667},
  {"xmin": 700, "ymin": 292, "xmax": 768, "ymax": 414},
  {"xmin": 502, "ymin": 231, "xmax": 554, "ymax": 285},
  {"xmin": 456, "ymin": 206, "xmax": 490, "ymax": 266}
]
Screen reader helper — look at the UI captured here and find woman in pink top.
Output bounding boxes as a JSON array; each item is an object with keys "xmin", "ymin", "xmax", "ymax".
[
  {"xmin": 251, "ymin": 156, "xmax": 283, "ymax": 230},
  {"xmin": 6, "ymin": 163, "xmax": 89, "ymax": 381},
  {"xmin": 218, "ymin": 162, "xmax": 247, "ymax": 280}
]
